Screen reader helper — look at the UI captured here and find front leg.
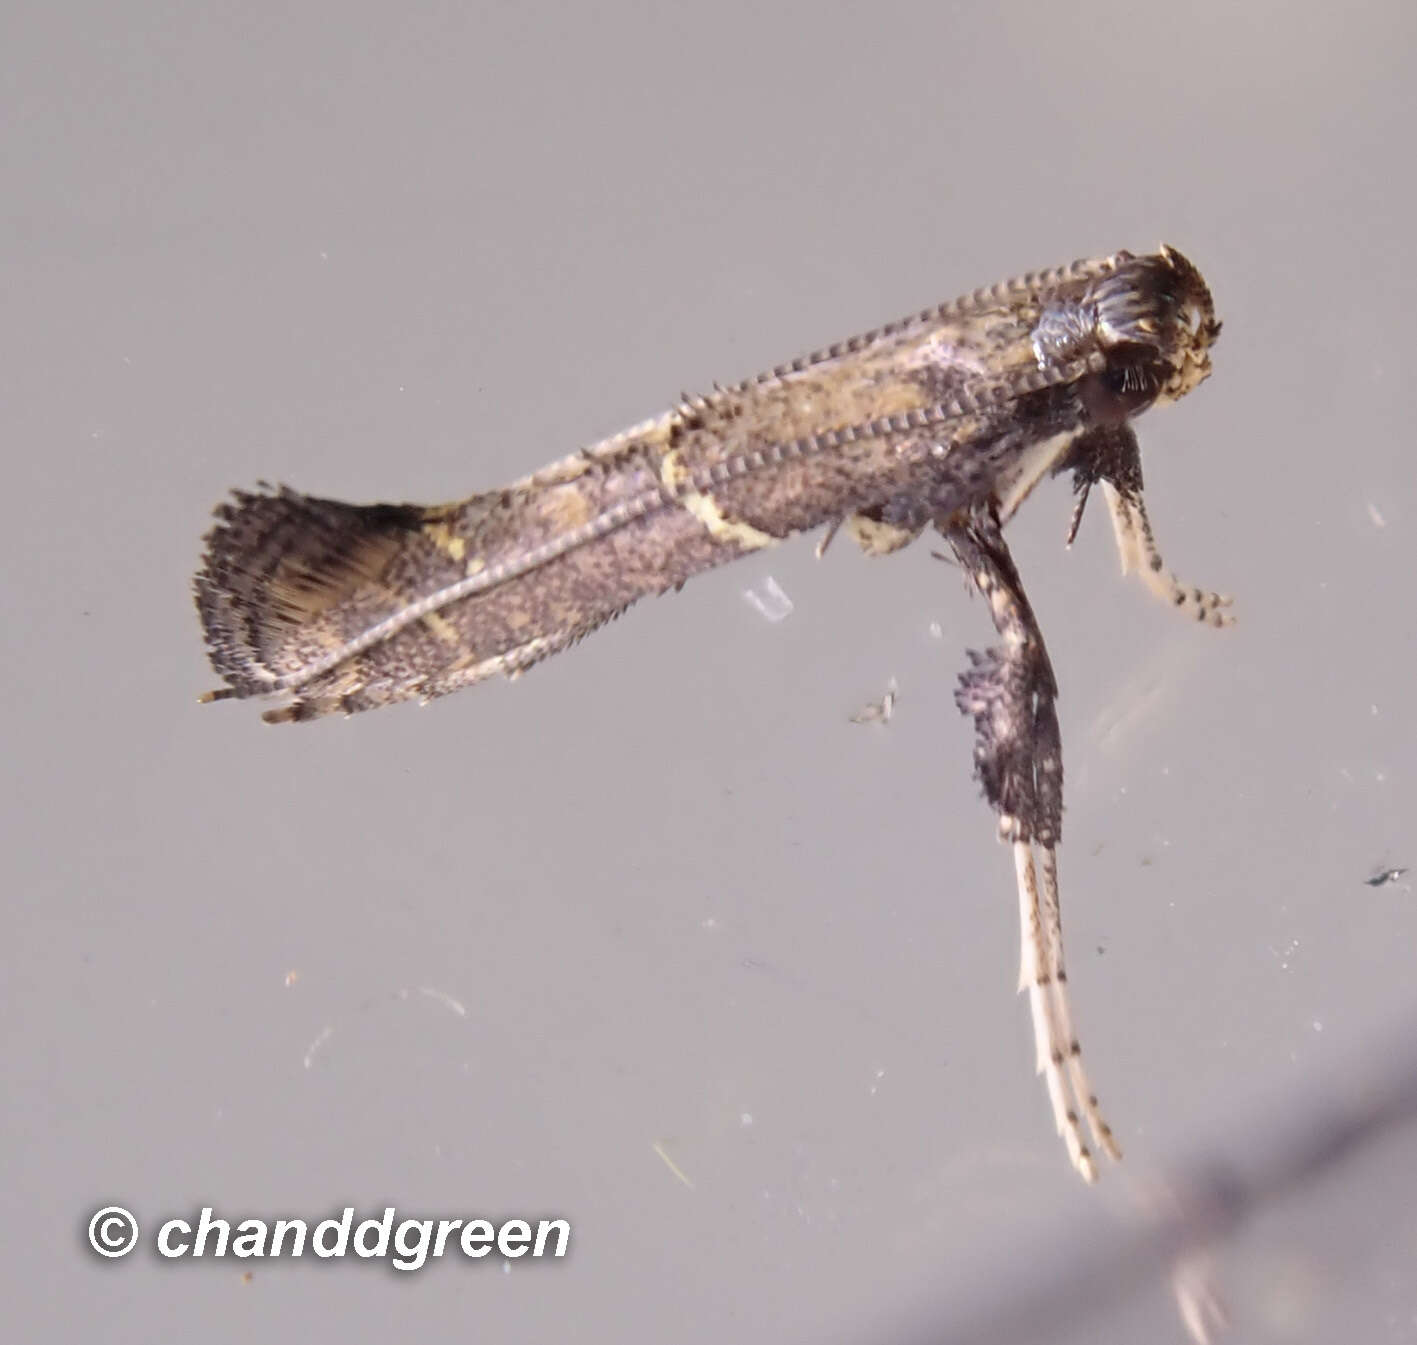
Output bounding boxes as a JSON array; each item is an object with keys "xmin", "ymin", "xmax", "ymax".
[
  {"xmin": 941, "ymin": 503, "xmax": 1121, "ymax": 1182},
  {"xmin": 1060, "ymin": 424, "xmax": 1233, "ymax": 626}
]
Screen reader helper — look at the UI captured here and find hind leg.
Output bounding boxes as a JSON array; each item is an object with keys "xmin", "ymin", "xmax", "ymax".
[{"xmin": 941, "ymin": 503, "xmax": 1120, "ymax": 1182}]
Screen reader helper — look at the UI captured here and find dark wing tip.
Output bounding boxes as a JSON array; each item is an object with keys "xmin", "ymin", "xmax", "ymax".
[
  {"xmin": 193, "ymin": 483, "xmax": 295, "ymax": 699},
  {"xmin": 193, "ymin": 483, "xmax": 431, "ymax": 717}
]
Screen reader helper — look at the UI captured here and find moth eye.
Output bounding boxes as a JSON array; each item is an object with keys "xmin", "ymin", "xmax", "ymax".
[
  {"xmin": 1104, "ymin": 366, "xmax": 1131, "ymax": 395},
  {"xmin": 1081, "ymin": 352, "xmax": 1164, "ymax": 425},
  {"xmin": 1108, "ymin": 363, "xmax": 1152, "ymax": 396}
]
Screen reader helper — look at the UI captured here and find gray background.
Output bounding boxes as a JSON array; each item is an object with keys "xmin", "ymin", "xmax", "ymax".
[{"xmin": 6, "ymin": 3, "xmax": 1416, "ymax": 1341}]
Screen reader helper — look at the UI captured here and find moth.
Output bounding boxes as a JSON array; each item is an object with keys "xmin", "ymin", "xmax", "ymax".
[{"xmin": 195, "ymin": 245, "xmax": 1227, "ymax": 1181}]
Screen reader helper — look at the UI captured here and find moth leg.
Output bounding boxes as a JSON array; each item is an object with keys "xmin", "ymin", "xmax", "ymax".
[
  {"xmin": 1064, "ymin": 424, "xmax": 1233, "ymax": 627},
  {"xmin": 943, "ymin": 504, "xmax": 1120, "ymax": 1182},
  {"xmin": 1103, "ymin": 480, "xmax": 1233, "ymax": 626},
  {"xmin": 1034, "ymin": 845, "xmax": 1119, "ymax": 1167},
  {"xmin": 815, "ymin": 516, "xmax": 845, "ymax": 559}
]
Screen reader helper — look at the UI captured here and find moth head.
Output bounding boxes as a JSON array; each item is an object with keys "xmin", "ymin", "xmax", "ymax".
[{"xmin": 1090, "ymin": 245, "xmax": 1221, "ymax": 408}]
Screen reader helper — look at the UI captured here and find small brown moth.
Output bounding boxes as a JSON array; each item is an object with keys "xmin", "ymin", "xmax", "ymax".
[{"xmin": 195, "ymin": 246, "xmax": 1227, "ymax": 1180}]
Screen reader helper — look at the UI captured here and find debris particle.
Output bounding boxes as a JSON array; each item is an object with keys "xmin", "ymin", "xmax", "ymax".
[
  {"xmin": 407, "ymin": 986, "xmax": 468, "ymax": 1017},
  {"xmin": 302, "ymin": 1025, "xmax": 334, "ymax": 1070},
  {"xmin": 651, "ymin": 1141, "xmax": 695, "ymax": 1190},
  {"xmin": 851, "ymin": 679, "xmax": 898, "ymax": 724},
  {"xmin": 741, "ymin": 575, "xmax": 794, "ymax": 623}
]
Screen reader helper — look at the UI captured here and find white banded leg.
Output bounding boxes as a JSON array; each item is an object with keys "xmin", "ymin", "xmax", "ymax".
[
  {"xmin": 1019, "ymin": 841, "xmax": 1121, "ymax": 1179},
  {"xmin": 1101, "ymin": 481, "xmax": 1233, "ymax": 627},
  {"xmin": 944, "ymin": 503, "xmax": 1121, "ymax": 1181},
  {"xmin": 1061, "ymin": 423, "xmax": 1233, "ymax": 627}
]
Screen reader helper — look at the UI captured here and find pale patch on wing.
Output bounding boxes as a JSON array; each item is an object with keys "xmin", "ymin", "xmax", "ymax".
[
  {"xmin": 660, "ymin": 448, "xmax": 775, "ymax": 550},
  {"xmin": 896, "ymin": 333, "xmax": 995, "ymax": 378},
  {"xmin": 845, "ymin": 514, "xmax": 918, "ymax": 556},
  {"xmin": 368, "ymin": 574, "xmax": 461, "ymax": 648},
  {"xmin": 541, "ymin": 481, "xmax": 594, "ymax": 531},
  {"xmin": 419, "ymin": 609, "xmax": 461, "ymax": 646},
  {"xmin": 424, "ymin": 519, "xmax": 467, "ymax": 562},
  {"xmin": 679, "ymin": 491, "xmax": 775, "ymax": 549}
]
